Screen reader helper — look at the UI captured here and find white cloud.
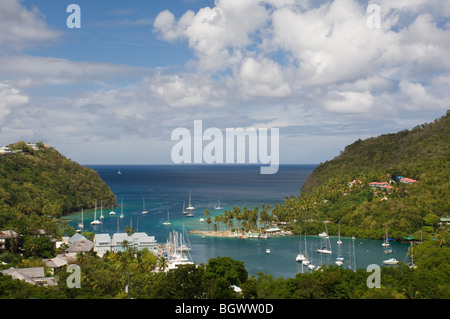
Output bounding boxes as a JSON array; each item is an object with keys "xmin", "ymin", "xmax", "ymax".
[
  {"xmin": 0, "ymin": 0, "xmax": 60, "ymax": 51},
  {"xmin": 0, "ymin": 82, "xmax": 29, "ymax": 127},
  {"xmin": 0, "ymin": 55, "xmax": 146, "ymax": 86},
  {"xmin": 324, "ymin": 91, "xmax": 375, "ymax": 114},
  {"xmin": 233, "ymin": 56, "xmax": 292, "ymax": 98}
]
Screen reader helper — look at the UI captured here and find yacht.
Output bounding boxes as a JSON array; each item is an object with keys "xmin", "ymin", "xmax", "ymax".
[
  {"xmin": 266, "ymin": 249, "xmax": 271, "ymax": 255},
  {"xmin": 99, "ymin": 200, "xmax": 104, "ymax": 220},
  {"xmin": 383, "ymin": 258, "xmax": 399, "ymax": 265},
  {"xmin": 90, "ymin": 201, "xmax": 102, "ymax": 225},
  {"xmin": 77, "ymin": 208, "xmax": 84, "ymax": 230},
  {"xmin": 119, "ymin": 199, "xmax": 124, "ymax": 219},
  {"xmin": 141, "ymin": 198, "xmax": 148, "ymax": 215},
  {"xmin": 317, "ymin": 221, "xmax": 332, "ymax": 254},
  {"xmin": 163, "ymin": 211, "xmax": 171, "ymax": 225},
  {"xmin": 335, "ymin": 256, "xmax": 344, "ymax": 266},
  {"xmin": 214, "ymin": 200, "xmax": 223, "ymax": 210},
  {"xmin": 186, "ymin": 192, "xmax": 195, "ymax": 217},
  {"xmin": 337, "ymin": 224, "xmax": 343, "ymax": 245},
  {"xmin": 182, "ymin": 201, "xmax": 188, "ymax": 215}
]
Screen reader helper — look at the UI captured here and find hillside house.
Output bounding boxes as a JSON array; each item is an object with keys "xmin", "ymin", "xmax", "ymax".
[
  {"xmin": 348, "ymin": 179, "xmax": 362, "ymax": 187},
  {"xmin": 1, "ymin": 267, "xmax": 57, "ymax": 286},
  {"xmin": 369, "ymin": 182, "xmax": 394, "ymax": 190},
  {"xmin": 0, "ymin": 146, "xmax": 12, "ymax": 155},
  {"xmin": 400, "ymin": 177, "xmax": 417, "ymax": 184},
  {"xmin": 0, "ymin": 230, "xmax": 21, "ymax": 252}
]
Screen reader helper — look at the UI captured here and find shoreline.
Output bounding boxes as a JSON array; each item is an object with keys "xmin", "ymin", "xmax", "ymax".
[{"xmin": 187, "ymin": 229, "xmax": 292, "ymax": 238}]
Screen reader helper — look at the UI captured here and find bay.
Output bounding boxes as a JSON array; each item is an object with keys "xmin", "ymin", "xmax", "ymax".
[{"xmin": 64, "ymin": 164, "xmax": 410, "ymax": 278}]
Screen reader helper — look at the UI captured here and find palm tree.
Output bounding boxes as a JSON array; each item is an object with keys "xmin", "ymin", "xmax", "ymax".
[
  {"xmin": 121, "ymin": 239, "xmax": 129, "ymax": 251},
  {"xmin": 158, "ymin": 256, "xmax": 168, "ymax": 271}
]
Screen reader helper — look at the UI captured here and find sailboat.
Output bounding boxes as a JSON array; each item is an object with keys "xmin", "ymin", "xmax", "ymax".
[
  {"xmin": 178, "ymin": 225, "xmax": 192, "ymax": 252},
  {"xmin": 90, "ymin": 201, "xmax": 102, "ymax": 225},
  {"xmin": 117, "ymin": 169, "xmax": 122, "ymax": 175},
  {"xmin": 335, "ymin": 232, "xmax": 344, "ymax": 266},
  {"xmin": 109, "ymin": 202, "xmax": 116, "ymax": 215},
  {"xmin": 408, "ymin": 242, "xmax": 417, "ymax": 269},
  {"xmin": 301, "ymin": 234, "xmax": 310, "ymax": 266},
  {"xmin": 186, "ymin": 191, "xmax": 195, "ymax": 217},
  {"xmin": 119, "ymin": 199, "xmax": 124, "ymax": 219},
  {"xmin": 182, "ymin": 201, "xmax": 188, "ymax": 215},
  {"xmin": 382, "ymin": 228, "xmax": 391, "ymax": 247},
  {"xmin": 77, "ymin": 208, "xmax": 84, "ymax": 232},
  {"xmin": 317, "ymin": 222, "xmax": 332, "ymax": 254},
  {"xmin": 141, "ymin": 198, "xmax": 148, "ymax": 215},
  {"xmin": 99, "ymin": 200, "xmax": 104, "ymax": 220},
  {"xmin": 337, "ymin": 224, "xmax": 343, "ymax": 245},
  {"xmin": 383, "ymin": 228, "xmax": 392, "ymax": 254},
  {"xmin": 163, "ymin": 211, "xmax": 171, "ymax": 225},
  {"xmin": 295, "ymin": 233, "xmax": 306, "ymax": 262},
  {"xmin": 307, "ymin": 244, "xmax": 315, "ymax": 270},
  {"xmin": 214, "ymin": 200, "xmax": 223, "ymax": 210}
]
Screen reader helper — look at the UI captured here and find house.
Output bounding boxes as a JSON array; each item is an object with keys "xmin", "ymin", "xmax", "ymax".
[
  {"xmin": 26, "ymin": 143, "xmax": 39, "ymax": 150},
  {"xmin": 400, "ymin": 177, "xmax": 417, "ymax": 184},
  {"xmin": 66, "ymin": 239, "xmax": 94, "ymax": 254},
  {"xmin": 93, "ymin": 233, "xmax": 112, "ymax": 257},
  {"xmin": 0, "ymin": 146, "xmax": 12, "ymax": 155},
  {"xmin": 1, "ymin": 267, "xmax": 57, "ymax": 286},
  {"xmin": 369, "ymin": 182, "xmax": 393, "ymax": 190},
  {"xmin": 63, "ymin": 233, "xmax": 94, "ymax": 253},
  {"xmin": 0, "ymin": 230, "xmax": 21, "ymax": 252},
  {"xmin": 94, "ymin": 232, "xmax": 158, "ymax": 256},
  {"xmin": 44, "ymin": 254, "xmax": 76, "ymax": 274},
  {"xmin": 348, "ymin": 179, "xmax": 362, "ymax": 187}
]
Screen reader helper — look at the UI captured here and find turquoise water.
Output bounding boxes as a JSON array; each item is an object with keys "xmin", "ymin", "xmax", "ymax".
[{"xmin": 64, "ymin": 164, "xmax": 410, "ymax": 278}]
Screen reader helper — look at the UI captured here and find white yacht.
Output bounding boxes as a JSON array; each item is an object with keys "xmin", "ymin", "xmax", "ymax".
[
  {"xmin": 163, "ymin": 211, "xmax": 171, "ymax": 225},
  {"xmin": 141, "ymin": 198, "xmax": 148, "ymax": 215},
  {"xmin": 99, "ymin": 200, "xmax": 104, "ymax": 220},
  {"xmin": 90, "ymin": 201, "xmax": 102, "ymax": 225},
  {"xmin": 383, "ymin": 258, "xmax": 399, "ymax": 265},
  {"xmin": 214, "ymin": 200, "xmax": 223, "ymax": 210},
  {"xmin": 119, "ymin": 199, "xmax": 124, "ymax": 219},
  {"xmin": 186, "ymin": 191, "xmax": 195, "ymax": 217}
]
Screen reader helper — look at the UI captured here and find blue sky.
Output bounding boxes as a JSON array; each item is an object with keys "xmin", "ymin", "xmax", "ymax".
[{"xmin": 0, "ymin": 0, "xmax": 448, "ymax": 165}]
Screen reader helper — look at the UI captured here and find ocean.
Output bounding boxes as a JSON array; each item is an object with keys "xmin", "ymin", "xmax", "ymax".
[{"xmin": 64, "ymin": 164, "xmax": 410, "ymax": 278}]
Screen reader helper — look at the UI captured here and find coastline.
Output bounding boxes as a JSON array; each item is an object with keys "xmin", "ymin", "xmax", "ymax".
[{"xmin": 187, "ymin": 229, "xmax": 292, "ymax": 238}]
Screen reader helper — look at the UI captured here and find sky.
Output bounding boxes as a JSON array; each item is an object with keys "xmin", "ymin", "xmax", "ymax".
[{"xmin": 0, "ymin": 0, "xmax": 449, "ymax": 166}]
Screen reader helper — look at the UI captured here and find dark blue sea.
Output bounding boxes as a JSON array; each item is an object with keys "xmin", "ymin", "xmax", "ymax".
[{"xmin": 64, "ymin": 164, "xmax": 410, "ymax": 278}]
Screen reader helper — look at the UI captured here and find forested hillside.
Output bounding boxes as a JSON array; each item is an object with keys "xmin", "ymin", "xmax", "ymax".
[
  {"xmin": 0, "ymin": 141, "xmax": 115, "ymax": 236},
  {"xmin": 272, "ymin": 111, "xmax": 450, "ymax": 241}
]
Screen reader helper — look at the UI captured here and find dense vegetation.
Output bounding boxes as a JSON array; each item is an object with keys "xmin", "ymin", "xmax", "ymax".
[
  {"xmin": 0, "ymin": 141, "xmax": 115, "ymax": 237},
  {"xmin": 0, "ymin": 235, "xmax": 449, "ymax": 299},
  {"xmin": 0, "ymin": 112, "xmax": 449, "ymax": 300},
  {"xmin": 268, "ymin": 111, "xmax": 450, "ymax": 241}
]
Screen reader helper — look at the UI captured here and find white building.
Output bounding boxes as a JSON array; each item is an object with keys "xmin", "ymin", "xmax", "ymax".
[
  {"xmin": 94, "ymin": 232, "xmax": 157, "ymax": 257},
  {"xmin": 0, "ymin": 146, "xmax": 12, "ymax": 155},
  {"xmin": 93, "ymin": 233, "xmax": 112, "ymax": 257}
]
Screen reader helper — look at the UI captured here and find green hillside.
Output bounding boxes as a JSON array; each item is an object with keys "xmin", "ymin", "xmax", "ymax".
[
  {"xmin": 272, "ymin": 111, "xmax": 450, "ymax": 241},
  {"xmin": 0, "ymin": 142, "xmax": 116, "ymax": 236}
]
